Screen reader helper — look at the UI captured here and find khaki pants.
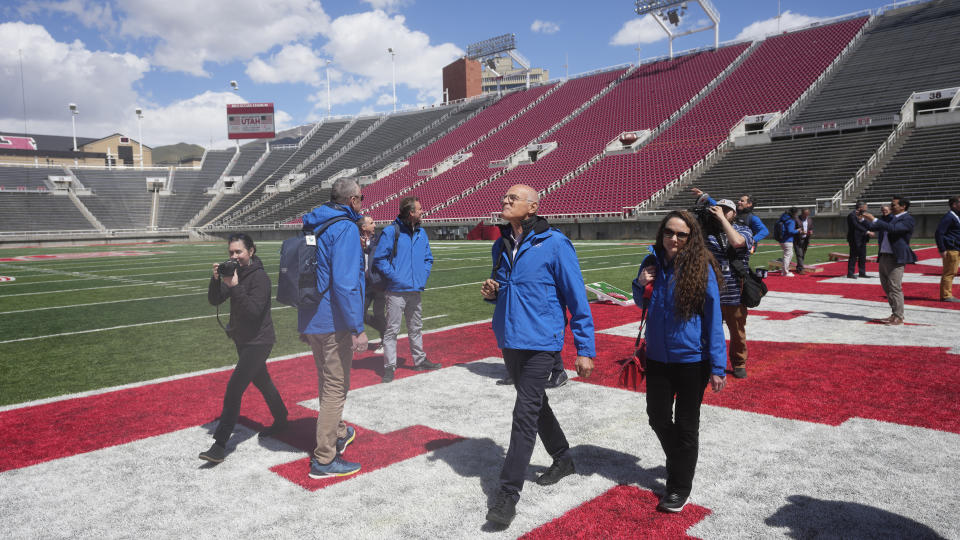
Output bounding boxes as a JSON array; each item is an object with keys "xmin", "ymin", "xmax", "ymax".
[
  {"xmin": 878, "ymin": 254, "xmax": 905, "ymax": 319},
  {"xmin": 305, "ymin": 332, "xmax": 353, "ymax": 463},
  {"xmin": 721, "ymin": 304, "xmax": 748, "ymax": 369},
  {"xmin": 941, "ymin": 250, "xmax": 959, "ymax": 300}
]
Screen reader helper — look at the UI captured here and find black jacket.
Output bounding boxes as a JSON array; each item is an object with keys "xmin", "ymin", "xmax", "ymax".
[
  {"xmin": 208, "ymin": 256, "xmax": 276, "ymax": 345},
  {"xmin": 847, "ymin": 210, "xmax": 870, "ymax": 244}
]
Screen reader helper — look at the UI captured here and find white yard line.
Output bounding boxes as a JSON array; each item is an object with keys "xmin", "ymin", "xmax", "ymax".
[{"xmin": 0, "ymin": 292, "xmax": 202, "ymax": 315}]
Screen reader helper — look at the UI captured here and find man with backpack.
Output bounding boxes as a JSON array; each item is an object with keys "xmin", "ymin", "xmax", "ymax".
[
  {"xmin": 774, "ymin": 208, "xmax": 799, "ymax": 277},
  {"xmin": 298, "ymin": 178, "xmax": 367, "ymax": 479},
  {"xmin": 372, "ymin": 196, "xmax": 439, "ymax": 383}
]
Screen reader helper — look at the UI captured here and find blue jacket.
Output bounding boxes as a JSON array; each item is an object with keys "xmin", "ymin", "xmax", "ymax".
[
  {"xmin": 632, "ymin": 246, "xmax": 726, "ymax": 376},
  {"xmin": 701, "ymin": 195, "xmax": 768, "ymax": 243},
  {"xmin": 935, "ymin": 209, "xmax": 960, "ymax": 252},
  {"xmin": 777, "ymin": 213, "xmax": 798, "ymax": 243},
  {"xmin": 870, "ymin": 212, "xmax": 918, "ymax": 264},
  {"xmin": 488, "ymin": 218, "xmax": 596, "ymax": 357},
  {"xmin": 297, "ymin": 203, "xmax": 365, "ymax": 334},
  {"xmin": 372, "ymin": 218, "xmax": 433, "ymax": 292}
]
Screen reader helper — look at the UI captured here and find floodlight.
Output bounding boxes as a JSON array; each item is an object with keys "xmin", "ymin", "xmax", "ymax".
[
  {"xmin": 68, "ymin": 103, "xmax": 78, "ymax": 113},
  {"xmin": 229, "ymin": 80, "xmax": 239, "ymax": 91},
  {"xmin": 135, "ymin": 107, "xmax": 143, "ymax": 117}
]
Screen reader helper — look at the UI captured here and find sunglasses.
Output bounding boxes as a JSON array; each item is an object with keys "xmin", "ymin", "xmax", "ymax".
[{"xmin": 663, "ymin": 229, "xmax": 690, "ymax": 240}]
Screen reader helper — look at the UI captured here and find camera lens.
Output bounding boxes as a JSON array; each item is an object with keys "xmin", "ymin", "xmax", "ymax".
[{"xmin": 220, "ymin": 260, "xmax": 238, "ymax": 277}]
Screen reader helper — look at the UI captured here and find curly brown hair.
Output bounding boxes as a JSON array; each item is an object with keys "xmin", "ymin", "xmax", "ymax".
[{"xmin": 654, "ymin": 211, "xmax": 723, "ymax": 321}]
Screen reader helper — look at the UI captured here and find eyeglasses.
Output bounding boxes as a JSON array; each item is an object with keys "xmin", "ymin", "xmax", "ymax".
[
  {"xmin": 502, "ymin": 193, "xmax": 533, "ymax": 203},
  {"xmin": 352, "ymin": 193, "xmax": 364, "ymax": 202},
  {"xmin": 663, "ymin": 229, "xmax": 690, "ymax": 241}
]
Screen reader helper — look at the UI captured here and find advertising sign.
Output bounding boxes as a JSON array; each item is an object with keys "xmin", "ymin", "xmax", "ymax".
[{"xmin": 226, "ymin": 103, "xmax": 275, "ymax": 140}]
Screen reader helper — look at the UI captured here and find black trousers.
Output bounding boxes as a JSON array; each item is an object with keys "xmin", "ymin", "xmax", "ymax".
[
  {"xmin": 645, "ymin": 358, "xmax": 710, "ymax": 499},
  {"xmin": 214, "ymin": 342, "xmax": 288, "ymax": 445},
  {"xmin": 794, "ymin": 236, "xmax": 810, "ymax": 272},
  {"xmin": 847, "ymin": 239, "xmax": 868, "ymax": 276},
  {"xmin": 363, "ymin": 285, "xmax": 386, "ymax": 338},
  {"xmin": 499, "ymin": 349, "xmax": 570, "ymax": 502}
]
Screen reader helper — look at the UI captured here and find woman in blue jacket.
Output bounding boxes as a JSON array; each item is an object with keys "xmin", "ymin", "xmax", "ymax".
[{"xmin": 632, "ymin": 210, "xmax": 727, "ymax": 513}]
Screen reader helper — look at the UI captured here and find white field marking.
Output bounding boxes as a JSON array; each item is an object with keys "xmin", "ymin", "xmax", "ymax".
[
  {"xmin": 0, "ymin": 292, "xmax": 202, "ymax": 315},
  {"xmin": 820, "ymin": 273, "xmax": 944, "ymax": 284},
  {"xmin": 0, "ymin": 261, "xmax": 207, "ymax": 290},
  {"xmin": 2, "ymin": 278, "xmax": 207, "ymax": 298},
  {"xmin": 0, "ymin": 316, "xmax": 493, "ymax": 412},
  {"xmin": 0, "ymin": 306, "xmax": 293, "ymax": 345},
  {"xmin": 422, "ymin": 314, "xmax": 448, "ymax": 321}
]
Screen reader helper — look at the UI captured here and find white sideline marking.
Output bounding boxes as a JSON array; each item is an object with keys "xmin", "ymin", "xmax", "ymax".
[
  {"xmin": 0, "ymin": 278, "xmax": 205, "ymax": 297},
  {"xmin": 0, "ymin": 292, "xmax": 201, "ymax": 315},
  {"xmin": 0, "ymin": 316, "xmax": 492, "ymax": 412},
  {"xmin": 820, "ymin": 273, "xmax": 945, "ymax": 284}
]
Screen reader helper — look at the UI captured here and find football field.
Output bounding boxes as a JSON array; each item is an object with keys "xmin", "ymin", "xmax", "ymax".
[{"xmin": 1, "ymin": 238, "xmax": 958, "ymax": 538}]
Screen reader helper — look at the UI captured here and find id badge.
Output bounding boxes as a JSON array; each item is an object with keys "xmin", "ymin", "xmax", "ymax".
[{"xmin": 306, "ymin": 234, "xmax": 317, "ymax": 246}]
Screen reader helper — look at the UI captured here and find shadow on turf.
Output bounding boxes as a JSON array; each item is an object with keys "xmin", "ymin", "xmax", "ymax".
[
  {"xmin": 197, "ymin": 420, "xmax": 258, "ymax": 468},
  {"xmin": 766, "ymin": 495, "xmax": 946, "ymax": 539},
  {"xmin": 455, "ymin": 360, "xmax": 506, "ymax": 381}
]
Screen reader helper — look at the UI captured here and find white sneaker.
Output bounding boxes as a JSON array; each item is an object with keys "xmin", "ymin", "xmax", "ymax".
[
  {"xmin": 374, "ymin": 345, "xmax": 384, "ymax": 354},
  {"xmin": 783, "ymin": 271, "xmax": 794, "ymax": 277}
]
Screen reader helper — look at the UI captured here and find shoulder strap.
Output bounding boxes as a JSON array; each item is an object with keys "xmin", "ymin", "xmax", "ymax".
[
  {"xmin": 312, "ymin": 215, "xmax": 353, "ymax": 300},
  {"xmin": 391, "ymin": 225, "xmax": 399, "ymax": 262}
]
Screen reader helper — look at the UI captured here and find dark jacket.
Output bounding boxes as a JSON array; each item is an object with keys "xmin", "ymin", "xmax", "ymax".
[
  {"xmin": 488, "ymin": 216, "xmax": 595, "ymax": 357},
  {"xmin": 208, "ymin": 255, "xmax": 275, "ymax": 345},
  {"xmin": 935, "ymin": 209, "xmax": 960, "ymax": 252},
  {"xmin": 777, "ymin": 212, "xmax": 798, "ymax": 243},
  {"xmin": 869, "ymin": 212, "xmax": 918, "ymax": 264},
  {"xmin": 847, "ymin": 210, "xmax": 870, "ymax": 244}
]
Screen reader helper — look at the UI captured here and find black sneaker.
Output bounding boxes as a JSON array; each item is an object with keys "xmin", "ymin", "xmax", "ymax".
[
  {"xmin": 536, "ymin": 456, "xmax": 575, "ymax": 486},
  {"xmin": 859, "ymin": 274, "xmax": 872, "ymax": 278},
  {"xmin": 382, "ymin": 366, "xmax": 395, "ymax": 383},
  {"xmin": 199, "ymin": 442, "xmax": 226, "ymax": 463},
  {"xmin": 733, "ymin": 367, "xmax": 747, "ymax": 379},
  {"xmin": 413, "ymin": 359, "xmax": 441, "ymax": 371},
  {"xmin": 846, "ymin": 274, "xmax": 857, "ymax": 279},
  {"xmin": 657, "ymin": 492, "xmax": 688, "ymax": 513},
  {"xmin": 545, "ymin": 371, "xmax": 569, "ymax": 389},
  {"xmin": 485, "ymin": 491, "xmax": 517, "ymax": 527},
  {"xmin": 258, "ymin": 419, "xmax": 288, "ymax": 439},
  {"xmin": 495, "ymin": 376, "xmax": 514, "ymax": 386}
]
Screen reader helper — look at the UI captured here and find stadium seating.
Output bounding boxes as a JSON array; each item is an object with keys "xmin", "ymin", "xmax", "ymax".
[
  {"xmin": 660, "ymin": 128, "xmax": 895, "ymax": 211},
  {"xmin": 73, "ymin": 170, "xmax": 161, "ymax": 229},
  {"xmin": 201, "ymin": 146, "xmax": 296, "ymax": 225},
  {"xmin": 156, "ymin": 149, "xmax": 234, "ymax": 228},
  {"xmin": 856, "ymin": 123, "xmax": 960, "ymax": 202},
  {"xmin": 0, "ymin": 166, "xmax": 59, "ymax": 190},
  {"xmin": 789, "ymin": 1, "xmax": 960, "ymax": 125},
  {"xmin": 0, "ymin": 192, "xmax": 95, "ymax": 232},
  {"xmin": 539, "ymin": 17, "xmax": 868, "ymax": 215},
  {"xmin": 431, "ymin": 43, "xmax": 751, "ymax": 219}
]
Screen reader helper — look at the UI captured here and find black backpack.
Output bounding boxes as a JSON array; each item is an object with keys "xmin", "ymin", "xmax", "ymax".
[
  {"xmin": 726, "ymin": 244, "xmax": 767, "ymax": 308},
  {"xmin": 276, "ymin": 215, "xmax": 352, "ymax": 308},
  {"xmin": 773, "ymin": 216, "xmax": 787, "ymax": 243}
]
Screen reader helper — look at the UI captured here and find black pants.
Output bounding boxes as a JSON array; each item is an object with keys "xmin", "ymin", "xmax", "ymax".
[
  {"xmin": 645, "ymin": 358, "xmax": 710, "ymax": 499},
  {"xmin": 847, "ymin": 239, "xmax": 867, "ymax": 276},
  {"xmin": 363, "ymin": 285, "xmax": 386, "ymax": 338},
  {"xmin": 499, "ymin": 349, "xmax": 570, "ymax": 502},
  {"xmin": 214, "ymin": 342, "xmax": 288, "ymax": 445},
  {"xmin": 794, "ymin": 236, "xmax": 810, "ymax": 272}
]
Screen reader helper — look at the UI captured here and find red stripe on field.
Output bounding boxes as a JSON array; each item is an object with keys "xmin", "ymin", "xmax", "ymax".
[
  {"xmin": 572, "ymin": 334, "xmax": 960, "ymax": 433},
  {"xmin": 521, "ymin": 485, "xmax": 710, "ymax": 539},
  {"xmin": 270, "ymin": 424, "xmax": 464, "ymax": 490}
]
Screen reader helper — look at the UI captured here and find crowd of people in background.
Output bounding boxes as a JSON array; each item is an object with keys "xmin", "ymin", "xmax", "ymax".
[{"xmin": 196, "ymin": 179, "xmax": 958, "ymax": 528}]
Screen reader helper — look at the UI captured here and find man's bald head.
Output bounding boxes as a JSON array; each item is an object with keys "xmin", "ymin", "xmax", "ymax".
[{"xmin": 501, "ymin": 184, "xmax": 540, "ymax": 223}]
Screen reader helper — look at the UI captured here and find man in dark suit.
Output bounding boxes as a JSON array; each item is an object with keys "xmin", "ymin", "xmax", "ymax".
[
  {"xmin": 862, "ymin": 195, "xmax": 917, "ymax": 325},
  {"xmin": 846, "ymin": 201, "xmax": 872, "ymax": 278},
  {"xmin": 794, "ymin": 208, "xmax": 813, "ymax": 274}
]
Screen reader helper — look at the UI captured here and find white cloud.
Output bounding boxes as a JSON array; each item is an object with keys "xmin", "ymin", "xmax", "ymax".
[
  {"xmin": 18, "ymin": 0, "xmax": 116, "ymax": 32},
  {"xmin": 361, "ymin": 0, "xmax": 410, "ymax": 12},
  {"xmin": 246, "ymin": 44, "xmax": 327, "ymax": 86},
  {"xmin": 531, "ymin": 20, "xmax": 560, "ymax": 34},
  {"xmin": 735, "ymin": 11, "xmax": 823, "ymax": 41},
  {"xmin": 0, "ymin": 22, "xmax": 148, "ymax": 135},
  {"xmin": 321, "ymin": 10, "xmax": 462, "ymax": 107},
  {"xmin": 610, "ymin": 15, "xmax": 666, "ymax": 46},
  {"xmin": 116, "ymin": 0, "xmax": 330, "ymax": 76}
]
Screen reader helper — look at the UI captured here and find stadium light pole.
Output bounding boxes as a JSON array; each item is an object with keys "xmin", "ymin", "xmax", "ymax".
[
  {"xmin": 135, "ymin": 107, "xmax": 144, "ymax": 170},
  {"xmin": 68, "ymin": 103, "xmax": 79, "ymax": 165},
  {"xmin": 388, "ymin": 47, "xmax": 397, "ymax": 112},
  {"xmin": 325, "ymin": 59, "xmax": 332, "ymax": 117}
]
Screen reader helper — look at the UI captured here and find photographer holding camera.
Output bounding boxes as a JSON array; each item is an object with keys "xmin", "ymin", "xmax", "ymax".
[
  {"xmin": 200, "ymin": 233, "xmax": 288, "ymax": 463},
  {"xmin": 701, "ymin": 199, "xmax": 754, "ymax": 379}
]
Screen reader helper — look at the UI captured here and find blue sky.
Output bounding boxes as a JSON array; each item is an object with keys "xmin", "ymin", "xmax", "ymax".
[{"xmin": 0, "ymin": 0, "xmax": 892, "ymax": 149}]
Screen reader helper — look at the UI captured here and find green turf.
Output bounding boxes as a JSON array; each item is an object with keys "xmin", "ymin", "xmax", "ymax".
[{"xmin": 0, "ymin": 238, "xmax": 934, "ymax": 406}]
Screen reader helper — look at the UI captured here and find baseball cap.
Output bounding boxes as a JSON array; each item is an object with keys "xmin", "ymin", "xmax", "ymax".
[{"xmin": 716, "ymin": 199, "xmax": 737, "ymax": 211}]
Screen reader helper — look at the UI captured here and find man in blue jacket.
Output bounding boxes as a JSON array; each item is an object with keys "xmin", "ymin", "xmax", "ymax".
[
  {"xmin": 372, "ymin": 196, "xmax": 438, "ymax": 383},
  {"xmin": 935, "ymin": 195, "xmax": 960, "ymax": 302},
  {"xmin": 480, "ymin": 184, "xmax": 595, "ymax": 527},
  {"xmin": 776, "ymin": 208, "xmax": 799, "ymax": 276},
  {"xmin": 298, "ymin": 178, "xmax": 367, "ymax": 479},
  {"xmin": 862, "ymin": 195, "xmax": 918, "ymax": 325}
]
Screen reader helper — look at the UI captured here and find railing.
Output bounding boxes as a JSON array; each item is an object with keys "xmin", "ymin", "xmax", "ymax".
[
  {"xmin": 836, "ymin": 119, "xmax": 909, "ymax": 203},
  {"xmin": 771, "ymin": 114, "xmax": 899, "ymax": 138}
]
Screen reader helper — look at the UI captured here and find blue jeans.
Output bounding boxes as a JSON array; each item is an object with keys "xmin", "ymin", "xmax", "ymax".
[{"xmin": 499, "ymin": 349, "xmax": 570, "ymax": 502}]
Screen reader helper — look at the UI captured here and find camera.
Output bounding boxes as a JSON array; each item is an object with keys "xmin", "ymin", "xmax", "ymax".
[
  {"xmin": 691, "ymin": 193, "xmax": 721, "ymax": 237},
  {"xmin": 219, "ymin": 259, "xmax": 239, "ymax": 278}
]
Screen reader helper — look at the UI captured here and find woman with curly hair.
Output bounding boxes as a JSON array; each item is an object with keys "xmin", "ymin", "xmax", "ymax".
[{"xmin": 632, "ymin": 210, "xmax": 727, "ymax": 512}]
